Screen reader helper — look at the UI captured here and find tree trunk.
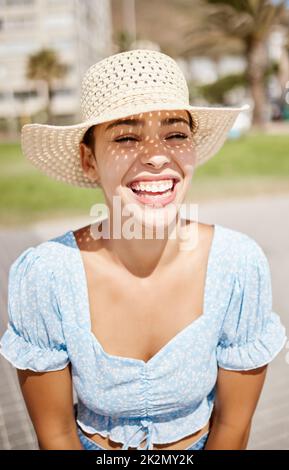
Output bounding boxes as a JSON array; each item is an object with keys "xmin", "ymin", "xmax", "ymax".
[
  {"xmin": 45, "ymin": 81, "xmax": 53, "ymax": 124},
  {"xmin": 245, "ymin": 38, "xmax": 269, "ymax": 129}
]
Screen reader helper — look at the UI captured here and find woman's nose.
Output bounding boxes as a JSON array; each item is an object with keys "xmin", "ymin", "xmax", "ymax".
[{"xmin": 140, "ymin": 152, "xmax": 171, "ymax": 168}]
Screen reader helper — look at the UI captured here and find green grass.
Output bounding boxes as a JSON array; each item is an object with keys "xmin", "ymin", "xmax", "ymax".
[
  {"xmin": 1, "ymin": 133, "xmax": 289, "ymax": 227},
  {"xmin": 193, "ymin": 134, "xmax": 289, "ymax": 178}
]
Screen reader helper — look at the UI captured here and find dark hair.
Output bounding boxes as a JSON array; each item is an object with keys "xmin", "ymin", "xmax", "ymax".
[
  {"xmin": 81, "ymin": 125, "xmax": 96, "ymax": 156},
  {"xmin": 80, "ymin": 110, "xmax": 198, "ymax": 157},
  {"xmin": 186, "ymin": 110, "xmax": 198, "ymax": 135}
]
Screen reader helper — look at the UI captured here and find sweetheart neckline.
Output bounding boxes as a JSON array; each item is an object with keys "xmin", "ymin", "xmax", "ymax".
[
  {"xmin": 89, "ymin": 310, "xmax": 207, "ymax": 365},
  {"xmin": 68, "ymin": 223, "xmax": 220, "ymax": 366}
]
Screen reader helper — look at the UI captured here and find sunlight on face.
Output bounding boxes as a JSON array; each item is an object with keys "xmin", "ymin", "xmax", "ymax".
[{"xmin": 91, "ymin": 109, "xmax": 197, "ymax": 230}]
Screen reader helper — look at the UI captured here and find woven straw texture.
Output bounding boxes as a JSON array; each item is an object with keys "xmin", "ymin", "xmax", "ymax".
[{"xmin": 21, "ymin": 49, "xmax": 249, "ymax": 188}]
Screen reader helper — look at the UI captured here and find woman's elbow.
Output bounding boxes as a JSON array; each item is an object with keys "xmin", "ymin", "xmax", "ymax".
[{"xmin": 37, "ymin": 428, "xmax": 84, "ymax": 450}]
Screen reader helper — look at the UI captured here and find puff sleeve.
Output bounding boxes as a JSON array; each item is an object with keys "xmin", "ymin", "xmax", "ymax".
[
  {"xmin": 216, "ymin": 239, "xmax": 287, "ymax": 371},
  {"xmin": 0, "ymin": 246, "xmax": 70, "ymax": 372}
]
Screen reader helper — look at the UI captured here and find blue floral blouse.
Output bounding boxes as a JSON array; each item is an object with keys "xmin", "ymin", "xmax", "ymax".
[{"xmin": 0, "ymin": 223, "xmax": 287, "ymax": 450}]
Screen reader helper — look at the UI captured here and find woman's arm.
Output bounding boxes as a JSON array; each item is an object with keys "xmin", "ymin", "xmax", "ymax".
[
  {"xmin": 205, "ymin": 365, "xmax": 268, "ymax": 450},
  {"xmin": 17, "ymin": 364, "xmax": 83, "ymax": 450}
]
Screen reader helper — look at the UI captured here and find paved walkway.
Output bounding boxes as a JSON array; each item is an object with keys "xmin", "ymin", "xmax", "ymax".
[
  {"xmin": 0, "ymin": 194, "xmax": 288, "ymax": 449},
  {"xmin": 264, "ymin": 121, "xmax": 289, "ymax": 134}
]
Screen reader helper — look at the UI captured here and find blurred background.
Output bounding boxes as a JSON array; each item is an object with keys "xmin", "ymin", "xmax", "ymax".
[
  {"xmin": 0, "ymin": 0, "xmax": 289, "ymax": 225},
  {"xmin": 0, "ymin": 0, "xmax": 288, "ymax": 450}
]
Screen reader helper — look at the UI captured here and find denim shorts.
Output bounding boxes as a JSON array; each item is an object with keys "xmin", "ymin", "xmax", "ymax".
[{"xmin": 76, "ymin": 425, "xmax": 209, "ymax": 451}]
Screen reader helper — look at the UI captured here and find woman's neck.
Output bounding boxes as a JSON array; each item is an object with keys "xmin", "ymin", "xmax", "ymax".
[{"xmin": 101, "ymin": 214, "xmax": 189, "ymax": 277}]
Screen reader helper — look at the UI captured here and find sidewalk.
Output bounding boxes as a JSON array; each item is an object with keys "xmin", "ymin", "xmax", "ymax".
[
  {"xmin": 263, "ymin": 121, "xmax": 289, "ymax": 135},
  {"xmin": 0, "ymin": 194, "xmax": 288, "ymax": 449}
]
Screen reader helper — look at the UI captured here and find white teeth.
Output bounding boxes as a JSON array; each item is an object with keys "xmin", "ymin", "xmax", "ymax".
[
  {"xmin": 143, "ymin": 189, "xmax": 172, "ymax": 199},
  {"xmin": 130, "ymin": 179, "xmax": 174, "ymax": 193}
]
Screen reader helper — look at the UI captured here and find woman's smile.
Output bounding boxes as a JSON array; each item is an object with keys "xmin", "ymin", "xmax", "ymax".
[{"xmin": 126, "ymin": 176, "xmax": 181, "ymax": 208}]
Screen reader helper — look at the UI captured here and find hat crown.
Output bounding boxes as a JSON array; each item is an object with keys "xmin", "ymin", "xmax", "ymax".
[{"xmin": 80, "ymin": 49, "xmax": 190, "ymax": 121}]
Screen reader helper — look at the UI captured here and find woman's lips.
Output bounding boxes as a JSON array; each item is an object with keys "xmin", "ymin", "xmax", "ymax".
[{"xmin": 127, "ymin": 180, "xmax": 179, "ymax": 208}]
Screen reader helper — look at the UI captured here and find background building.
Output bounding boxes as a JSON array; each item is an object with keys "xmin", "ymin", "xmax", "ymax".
[{"xmin": 0, "ymin": 0, "xmax": 112, "ymax": 130}]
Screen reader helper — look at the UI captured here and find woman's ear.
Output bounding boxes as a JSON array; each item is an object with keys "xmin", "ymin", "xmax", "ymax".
[{"xmin": 79, "ymin": 142, "xmax": 100, "ymax": 183}]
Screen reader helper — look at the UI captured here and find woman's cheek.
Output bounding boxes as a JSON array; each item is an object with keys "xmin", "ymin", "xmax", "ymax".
[{"xmin": 182, "ymin": 154, "xmax": 197, "ymax": 178}]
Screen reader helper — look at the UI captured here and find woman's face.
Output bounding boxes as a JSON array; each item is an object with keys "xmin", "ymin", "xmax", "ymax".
[{"xmin": 80, "ymin": 109, "xmax": 197, "ymax": 230}]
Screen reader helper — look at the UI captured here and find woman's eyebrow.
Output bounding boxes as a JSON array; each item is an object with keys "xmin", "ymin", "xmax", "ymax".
[{"xmin": 105, "ymin": 117, "xmax": 190, "ymax": 132}]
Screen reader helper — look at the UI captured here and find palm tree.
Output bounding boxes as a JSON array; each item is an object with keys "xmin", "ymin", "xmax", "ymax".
[
  {"xmin": 183, "ymin": 0, "xmax": 288, "ymax": 127},
  {"xmin": 26, "ymin": 48, "xmax": 69, "ymax": 124},
  {"xmin": 113, "ymin": 30, "xmax": 135, "ymax": 52}
]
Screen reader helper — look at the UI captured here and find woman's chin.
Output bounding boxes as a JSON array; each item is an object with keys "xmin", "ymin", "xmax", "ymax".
[
  {"xmin": 133, "ymin": 209, "xmax": 177, "ymax": 233},
  {"xmin": 121, "ymin": 185, "xmax": 184, "ymax": 235}
]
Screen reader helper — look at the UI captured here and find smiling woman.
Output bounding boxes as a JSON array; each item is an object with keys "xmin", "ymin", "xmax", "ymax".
[
  {"xmin": 79, "ymin": 111, "xmax": 198, "ymax": 213},
  {"xmin": 78, "ymin": 108, "xmax": 199, "ymax": 231},
  {"xmin": 0, "ymin": 49, "xmax": 287, "ymax": 452}
]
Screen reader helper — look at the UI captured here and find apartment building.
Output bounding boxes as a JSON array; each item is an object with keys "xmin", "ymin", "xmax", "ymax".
[{"xmin": 0, "ymin": 0, "xmax": 112, "ymax": 130}]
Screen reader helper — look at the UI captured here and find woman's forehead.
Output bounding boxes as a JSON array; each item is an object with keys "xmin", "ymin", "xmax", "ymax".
[{"xmin": 99, "ymin": 109, "xmax": 190, "ymax": 133}]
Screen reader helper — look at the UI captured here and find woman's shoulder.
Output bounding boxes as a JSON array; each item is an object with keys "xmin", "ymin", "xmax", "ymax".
[
  {"xmin": 215, "ymin": 225, "xmax": 286, "ymax": 370},
  {"xmin": 215, "ymin": 223, "xmax": 268, "ymax": 266},
  {"xmin": 2, "ymin": 231, "xmax": 72, "ymax": 372},
  {"xmin": 207, "ymin": 223, "xmax": 271, "ymax": 288},
  {"xmin": 9, "ymin": 230, "xmax": 74, "ymax": 281}
]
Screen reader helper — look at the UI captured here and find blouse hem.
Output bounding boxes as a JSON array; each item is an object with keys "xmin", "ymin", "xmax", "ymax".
[
  {"xmin": 217, "ymin": 327, "xmax": 287, "ymax": 371},
  {"xmin": 75, "ymin": 403, "xmax": 214, "ymax": 446},
  {"xmin": 0, "ymin": 326, "xmax": 70, "ymax": 372},
  {"xmin": 0, "ymin": 348, "xmax": 71, "ymax": 372}
]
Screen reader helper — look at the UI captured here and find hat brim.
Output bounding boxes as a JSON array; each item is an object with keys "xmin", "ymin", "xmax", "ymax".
[{"xmin": 21, "ymin": 102, "xmax": 250, "ymax": 189}]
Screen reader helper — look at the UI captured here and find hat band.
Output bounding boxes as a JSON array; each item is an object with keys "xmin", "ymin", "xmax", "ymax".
[{"xmin": 82, "ymin": 93, "xmax": 189, "ymax": 121}]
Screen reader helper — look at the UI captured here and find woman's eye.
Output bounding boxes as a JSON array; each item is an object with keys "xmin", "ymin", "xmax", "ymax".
[
  {"xmin": 166, "ymin": 133, "xmax": 188, "ymax": 140},
  {"xmin": 114, "ymin": 133, "xmax": 188, "ymax": 143},
  {"xmin": 114, "ymin": 136, "xmax": 138, "ymax": 142}
]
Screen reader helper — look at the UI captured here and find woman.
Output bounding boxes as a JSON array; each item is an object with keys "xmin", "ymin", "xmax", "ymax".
[{"xmin": 0, "ymin": 49, "xmax": 287, "ymax": 451}]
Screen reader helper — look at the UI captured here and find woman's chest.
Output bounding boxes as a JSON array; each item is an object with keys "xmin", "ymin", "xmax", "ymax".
[{"xmin": 82, "ymin": 249, "xmax": 209, "ymax": 364}]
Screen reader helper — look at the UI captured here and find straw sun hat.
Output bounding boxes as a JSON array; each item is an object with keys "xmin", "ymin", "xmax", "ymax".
[{"xmin": 21, "ymin": 49, "xmax": 249, "ymax": 189}]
